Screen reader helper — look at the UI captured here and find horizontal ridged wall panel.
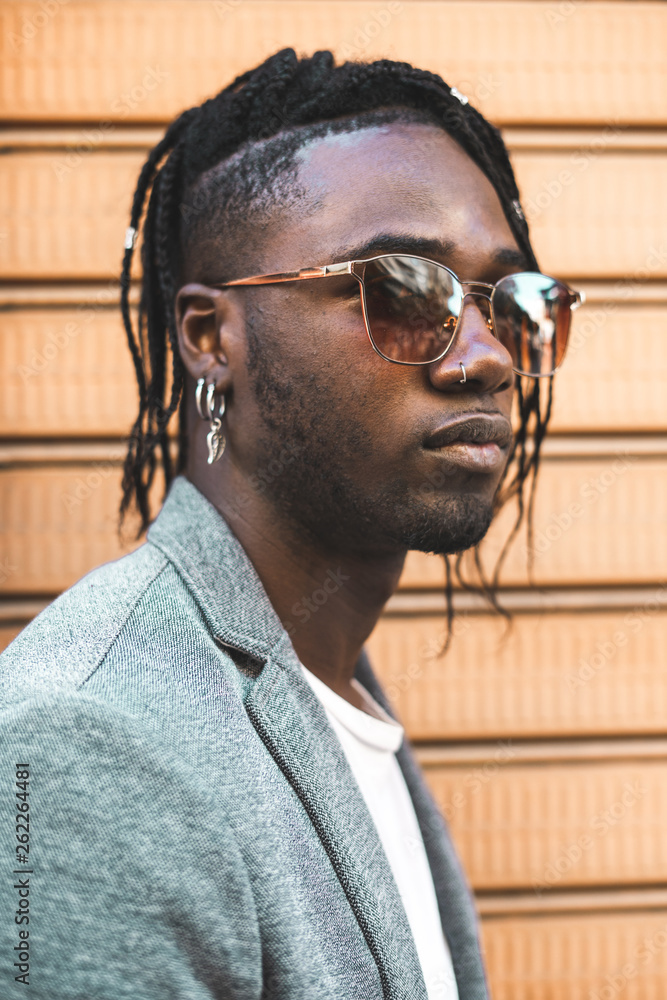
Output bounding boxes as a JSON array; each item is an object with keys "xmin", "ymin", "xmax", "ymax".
[
  {"xmin": 1, "ymin": 2, "xmax": 665, "ymax": 125},
  {"xmin": 0, "ymin": 307, "xmax": 136, "ymax": 435},
  {"xmin": 2, "ymin": 148, "xmax": 667, "ymax": 279},
  {"xmin": 401, "ymin": 454, "xmax": 667, "ymax": 589},
  {"xmin": 481, "ymin": 909, "xmax": 667, "ymax": 1000},
  {"xmin": 1, "ymin": 453, "xmax": 665, "ymax": 593},
  {"xmin": 0, "ymin": 465, "xmax": 140, "ymax": 594},
  {"xmin": 0, "ymin": 152, "xmax": 141, "ymax": 280},
  {"xmin": 1, "ymin": 300, "xmax": 665, "ymax": 436},
  {"xmin": 516, "ymin": 151, "xmax": 667, "ymax": 279},
  {"xmin": 368, "ymin": 608, "xmax": 667, "ymax": 740},
  {"xmin": 549, "ymin": 304, "xmax": 667, "ymax": 433},
  {"xmin": 424, "ymin": 759, "xmax": 667, "ymax": 890}
]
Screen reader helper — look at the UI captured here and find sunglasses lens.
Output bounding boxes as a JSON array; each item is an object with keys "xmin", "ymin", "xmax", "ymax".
[
  {"xmin": 362, "ymin": 256, "xmax": 463, "ymax": 363},
  {"xmin": 492, "ymin": 273, "xmax": 573, "ymax": 377}
]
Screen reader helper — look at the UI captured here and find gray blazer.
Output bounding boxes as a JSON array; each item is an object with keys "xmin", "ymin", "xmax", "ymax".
[{"xmin": 0, "ymin": 477, "xmax": 488, "ymax": 1000}]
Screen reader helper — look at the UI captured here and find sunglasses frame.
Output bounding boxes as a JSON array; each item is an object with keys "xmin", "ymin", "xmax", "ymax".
[{"xmin": 215, "ymin": 253, "xmax": 585, "ymax": 377}]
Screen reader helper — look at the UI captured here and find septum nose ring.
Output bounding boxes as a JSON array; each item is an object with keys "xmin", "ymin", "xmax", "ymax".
[{"xmin": 459, "ymin": 363, "xmax": 467, "ymax": 384}]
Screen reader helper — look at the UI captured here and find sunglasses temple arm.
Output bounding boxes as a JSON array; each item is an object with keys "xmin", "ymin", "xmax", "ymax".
[{"xmin": 216, "ymin": 261, "xmax": 353, "ymax": 287}]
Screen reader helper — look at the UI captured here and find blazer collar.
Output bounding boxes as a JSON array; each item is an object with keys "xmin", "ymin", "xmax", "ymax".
[
  {"xmin": 147, "ymin": 476, "xmax": 289, "ymax": 662},
  {"xmin": 148, "ymin": 477, "xmax": 427, "ymax": 998}
]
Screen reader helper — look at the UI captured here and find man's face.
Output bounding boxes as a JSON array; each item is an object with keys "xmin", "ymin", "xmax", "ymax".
[{"xmin": 230, "ymin": 123, "xmax": 526, "ymax": 557}]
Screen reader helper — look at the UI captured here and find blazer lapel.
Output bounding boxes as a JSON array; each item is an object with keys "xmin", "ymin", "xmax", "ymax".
[{"xmin": 245, "ymin": 636, "xmax": 427, "ymax": 1000}]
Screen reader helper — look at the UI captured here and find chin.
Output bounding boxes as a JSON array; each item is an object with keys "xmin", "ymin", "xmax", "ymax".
[{"xmin": 394, "ymin": 494, "xmax": 495, "ymax": 556}]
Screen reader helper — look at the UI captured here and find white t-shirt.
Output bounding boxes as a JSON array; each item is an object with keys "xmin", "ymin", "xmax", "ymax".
[{"xmin": 301, "ymin": 665, "xmax": 459, "ymax": 1000}]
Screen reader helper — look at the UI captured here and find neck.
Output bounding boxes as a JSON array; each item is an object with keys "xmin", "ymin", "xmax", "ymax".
[{"xmin": 188, "ymin": 466, "xmax": 406, "ymax": 710}]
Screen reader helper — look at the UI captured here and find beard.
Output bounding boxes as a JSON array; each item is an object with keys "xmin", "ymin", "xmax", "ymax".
[{"xmin": 244, "ymin": 318, "xmax": 497, "ymax": 557}]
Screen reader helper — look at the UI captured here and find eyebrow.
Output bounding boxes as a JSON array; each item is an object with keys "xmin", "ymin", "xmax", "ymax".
[
  {"xmin": 493, "ymin": 247, "xmax": 530, "ymax": 269},
  {"xmin": 331, "ymin": 233, "xmax": 529, "ymax": 271},
  {"xmin": 331, "ymin": 234, "xmax": 457, "ymax": 264}
]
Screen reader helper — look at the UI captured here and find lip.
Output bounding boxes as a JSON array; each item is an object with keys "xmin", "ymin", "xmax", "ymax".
[{"xmin": 423, "ymin": 414, "xmax": 513, "ymax": 451}]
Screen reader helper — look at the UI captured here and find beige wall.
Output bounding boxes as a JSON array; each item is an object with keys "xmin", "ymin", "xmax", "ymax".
[{"xmin": 2, "ymin": 2, "xmax": 667, "ymax": 995}]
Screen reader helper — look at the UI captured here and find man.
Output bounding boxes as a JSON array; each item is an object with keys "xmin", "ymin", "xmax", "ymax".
[{"xmin": 0, "ymin": 50, "xmax": 580, "ymax": 999}]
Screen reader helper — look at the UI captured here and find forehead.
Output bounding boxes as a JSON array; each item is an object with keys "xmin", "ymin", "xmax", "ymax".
[{"xmin": 269, "ymin": 123, "xmax": 520, "ymax": 272}]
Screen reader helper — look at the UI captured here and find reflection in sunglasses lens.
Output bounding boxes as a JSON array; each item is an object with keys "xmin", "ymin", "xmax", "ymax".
[
  {"xmin": 363, "ymin": 256, "xmax": 463, "ymax": 363},
  {"xmin": 493, "ymin": 274, "xmax": 572, "ymax": 377}
]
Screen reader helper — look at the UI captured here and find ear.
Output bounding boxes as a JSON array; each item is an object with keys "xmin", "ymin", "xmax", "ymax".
[{"xmin": 175, "ymin": 283, "xmax": 244, "ymax": 391}]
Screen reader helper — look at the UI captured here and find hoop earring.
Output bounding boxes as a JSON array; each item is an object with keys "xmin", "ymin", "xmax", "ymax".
[{"xmin": 195, "ymin": 377, "xmax": 226, "ymax": 464}]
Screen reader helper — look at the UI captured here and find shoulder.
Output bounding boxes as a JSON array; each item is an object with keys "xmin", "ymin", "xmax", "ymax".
[
  {"xmin": 0, "ymin": 692, "xmax": 261, "ymax": 998},
  {"xmin": 0, "ymin": 542, "xmax": 173, "ymax": 708},
  {"xmin": 1, "ymin": 691, "xmax": 233, "ymax": 831}
]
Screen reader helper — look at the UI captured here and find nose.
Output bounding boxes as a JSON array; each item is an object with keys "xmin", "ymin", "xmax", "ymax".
[{"xmin": 428, "ymin": 291, "xmax": 514, "ymax": 394}]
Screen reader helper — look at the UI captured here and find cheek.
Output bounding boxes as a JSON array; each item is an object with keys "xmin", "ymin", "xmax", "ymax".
[
  {"xmin": 250, "ymin": 293, "xmax": 418, "ymax": 443},
  {"xmin": 277, "ymin": 293, "xmax": 375, "ymax": 376}
]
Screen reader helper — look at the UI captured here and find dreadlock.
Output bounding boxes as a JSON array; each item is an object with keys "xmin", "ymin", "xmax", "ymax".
[{"xmin": 119, "ymin": 47, "xmax": 553, "ymax": 637}]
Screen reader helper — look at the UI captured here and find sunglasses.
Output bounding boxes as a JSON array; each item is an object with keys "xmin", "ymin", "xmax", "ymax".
[{"xmin": 217, "ymin": 253, "xmax": 584, "ymax": 378}]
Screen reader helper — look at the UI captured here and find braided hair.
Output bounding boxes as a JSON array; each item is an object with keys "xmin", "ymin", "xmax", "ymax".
[{"xmin": 120, "ymin": 48, "xmax": 552, "ymax": 629}]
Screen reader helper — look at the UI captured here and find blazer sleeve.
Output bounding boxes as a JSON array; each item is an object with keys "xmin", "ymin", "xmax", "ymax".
[{"xmin": 0, "ymin": 693, "xmax": 262, "ymax": 1000}]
